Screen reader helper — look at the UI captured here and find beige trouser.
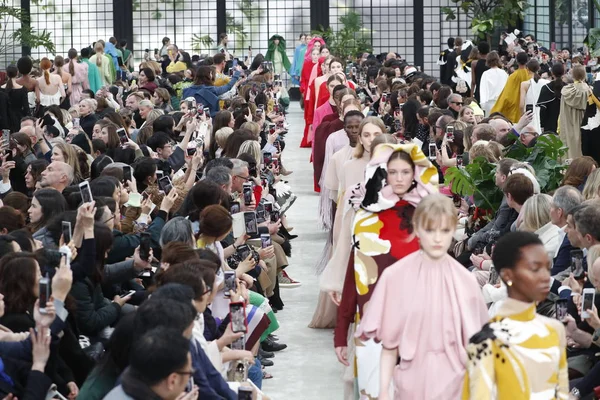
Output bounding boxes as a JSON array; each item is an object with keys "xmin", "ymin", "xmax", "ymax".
[{"xmin": 248, "ymin": 235, "xmax": 287, "ymax": 297}]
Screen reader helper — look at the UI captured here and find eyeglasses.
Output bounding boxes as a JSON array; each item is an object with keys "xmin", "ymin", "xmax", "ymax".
[
  {"xmin": 103, "ymin": 213, "xmax": 116, "ymax": 224},
  {"xmin": 202, "ymin": 287, "xmax": 212, "ymax": 295},
  {"xmin": 235, "ymin": 175, "xmax": 250, "ymax": 181},
  {"xmin": 451, "ymin": 101, "xmax": 463, "ymax": 105}
]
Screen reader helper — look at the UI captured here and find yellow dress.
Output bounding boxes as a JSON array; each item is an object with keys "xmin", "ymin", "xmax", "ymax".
[
  {"xmin": 462, "ymin": 298, "xmax": 569, "ymax": 400},
  {"xmin": 490, "ymin": 68, "xmax": 530, "ymax": 123}
]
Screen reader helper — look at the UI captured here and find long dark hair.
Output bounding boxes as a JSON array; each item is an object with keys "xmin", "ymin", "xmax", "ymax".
[
  {"xmin": 0, "ymin": 252, "xmax": 39, "ymax": 313},
  {"xmin": 29, "ymin": 188, "xmax": 68, "ymax": 233},
  {"xmin": 193, "ymin": 66, "xmax": 214, "ymax": 86},
  {"xmin": 5, "ymin": 65, "xmax": 17, "ymax": 91},
  {"xmin": 549, "ymin": 63, "xmax": 566, "ymax": 99},
  {"xmin": 401, "ymin": 99, "xmax": 421, "ymax": 139},
  {"xmin": 92, "ymin": 222, "xmax": 114, "ymax": 284}
]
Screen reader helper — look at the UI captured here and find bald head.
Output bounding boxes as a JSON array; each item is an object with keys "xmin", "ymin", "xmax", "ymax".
[
  {"xmin": 40, "ymin": 161, "xmax": 73, "ymax": 192},
  {"xmin": 489, "ymin": 118, "xmax": 512, "ymax": 142},
  {"xmin": 20, "ymin": 126, "xmax": 37, "ymax": 145}
]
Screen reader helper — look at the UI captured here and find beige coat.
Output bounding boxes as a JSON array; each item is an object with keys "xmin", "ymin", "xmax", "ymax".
[{"xmin": 559, "ymin": 82, "xmax": 589, "ymax": 159}]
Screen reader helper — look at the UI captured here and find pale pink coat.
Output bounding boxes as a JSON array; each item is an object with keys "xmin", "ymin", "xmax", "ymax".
[
  {"xmin": 356, "ymin": 251, "xmax": 488, "ymax": 399},
  {"xmin": 69, "ymin": 60, "xmax": 90, "ymax": 106},
  {"xmin": 309, "ymin": 101, "xmax": 335, "ymax": 149}
]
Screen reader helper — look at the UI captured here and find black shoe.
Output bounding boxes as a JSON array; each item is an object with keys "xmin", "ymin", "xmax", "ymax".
[
  {"xmin": 268, "ymin": 334, "xmax": 279, "ymax": 341},
  {"xmin": 258, "ymin": 355, "xmax": 274, "ymax": 367},
  {"xmin": 261, "ymin": 337, "xmax": 287, "ymax": 352},
  {"xmin": 259, "ymin": 348, "xmax": 275, "ymax": 359}
]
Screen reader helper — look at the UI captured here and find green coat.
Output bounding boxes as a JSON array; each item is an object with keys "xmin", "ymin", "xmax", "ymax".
[{"xmin": 265, "ymin": 35, "xmax": 291, "ymax": 74}]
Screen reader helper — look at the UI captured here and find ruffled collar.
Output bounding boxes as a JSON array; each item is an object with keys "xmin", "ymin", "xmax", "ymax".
[{"xmin": 495, "ymin": 297, "xmax": 537, "ymax": 322}]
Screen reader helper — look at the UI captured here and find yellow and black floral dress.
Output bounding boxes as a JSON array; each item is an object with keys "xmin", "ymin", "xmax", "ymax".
[{"xmin": 462, "ymin": 297, "xmax": 569, "ymax": 399}]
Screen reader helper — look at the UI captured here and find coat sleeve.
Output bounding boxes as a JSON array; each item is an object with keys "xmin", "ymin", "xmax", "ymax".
[
  {"xmin": 102, "ymin": 260, "xmax": 138, "ymax": 286},
  {"xmin": 334, "ymin": 252, "xmax": 357, "ymax": 348},
  {"xmin": 461, "ymin": 338, "xmax": 496, "ymax": 399},
  {"xmin": 70, "ymin": 281, "xmax": 120, "ymax": 336},
  {"xmin": 21, "ymin": 370, "xmax": 53, "ymax": 400}
]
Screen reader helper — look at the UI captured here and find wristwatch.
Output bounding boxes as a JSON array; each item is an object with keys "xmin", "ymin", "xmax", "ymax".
[{"xmin": 570, "ymin": 387, "xmax": 581, "ymax": 399}]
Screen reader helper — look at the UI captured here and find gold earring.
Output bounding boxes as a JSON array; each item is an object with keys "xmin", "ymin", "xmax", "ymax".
[{"xmin": 506, "ymin": 280, "xmax": 513, "ymax": 287}]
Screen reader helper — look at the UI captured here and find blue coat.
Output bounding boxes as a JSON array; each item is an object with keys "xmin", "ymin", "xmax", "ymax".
[{"xmin": 182, "ymin": 73, "xmax": 241, "ymax": 117}]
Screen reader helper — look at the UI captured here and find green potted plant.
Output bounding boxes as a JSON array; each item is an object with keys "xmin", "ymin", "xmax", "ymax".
[
  {"xmin": 445, "ymin": 134, "xmax": 568, "ymax": 214},
  {"xmin": 312, "ymin": 10, "xmax": 372, "ymax": 60}
]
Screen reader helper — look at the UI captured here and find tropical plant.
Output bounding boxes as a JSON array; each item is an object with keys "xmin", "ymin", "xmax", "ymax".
[
  {"xmin": 586, "ymin": 0, "xmax": 600, "ymax": 56},
  {"xmin": 445, "ymin": 156, "xmax": 503, "ymax": 213},
  {"xmin": 0, "ymin": 0, "xmax": 55, "ymax": 64},
  {"xmin": 445, "ymin": 135, "xmax": 568, "ymax": 213},
  {"xmin": 191, "ymin": 34, "xmax": 214, "ymax": 53},
  {"xmin": 226, "ymin": 0, "xmax": 264, "ymax": 52},
  {"xmin": 441, "ymin": 0, "xmax": 528, "ymax": 40},
  {"xmin": 312, "ymin": 10, "xmax": 372, "ymax": 60}
]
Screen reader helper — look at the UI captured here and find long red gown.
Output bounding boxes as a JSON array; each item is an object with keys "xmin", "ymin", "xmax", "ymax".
[{"xmin": 301, "ymin": 57, "xmax": 325, "ymax": 148}]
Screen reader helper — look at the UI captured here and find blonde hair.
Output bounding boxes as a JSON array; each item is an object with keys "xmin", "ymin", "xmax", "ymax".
[
  {"xmin": 54, "ymin": 142, "xmax": 82, "ymax": 181},
  {"xmin": 79, "ymin": 98, "xmax": 97, "ymax": 112},
  {"xmin": 413, "ymin": 193, "xmax": 458, "ymax": 231},
  {"xmin": 94, "ymin": 42, "xmax": 104, "ymax": 67},
  {"xmin": 518, "ymin": 193, "xmax": 552, "ymax": 232},
  {"xmin": 237, "ymin": 140, "xmax": 262, "ymax": 166},
  {"xmin": 138, "ymin": 99, "xmax": 154, "ymax": 109},
  {"xmin": 582, "ymin": 168, "xmax": 600, "ymax": 200},
  {"xmin": 469, "ymin": 140, "xmax": 499, "ymax": 163},
  {"xmin": 139, "ymin": 60, "xmax": 162, "ymax": 76},
  {"xmin": 240, "ymin": 121, "xmax": 261, "ymax": 137},
  {"xmin": 354, "ymin": 117, "xmax": 386, "ymax": 158},
  {"xmin": 215, "ymin": 127, "xmax": 234, "ymax": 149},
  {"xmin": 144, "ymin": 109, "xmax": 164, "ymax": 127}
]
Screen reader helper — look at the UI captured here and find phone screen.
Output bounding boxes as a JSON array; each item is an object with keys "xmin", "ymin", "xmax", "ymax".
[
  {"xmin": 230, "ymin": 302, "xmax": 247, "ymax": 333},
  {"xmin": 261, "ymin": 234, "xmax": 272, "ymax": 248},
  {"xmin": 79, "ymin": 181, "xmax": 93, "ymax": 203},
  {"xmin": 428, "ymin": 143, "xmax": 437, "ymax": 161},
  {"xmin": 270, "ymin": 210, "xmax": 280, "ymax": 223},
  {"xmin": 158, "ymin": 176, "xmax": 173, "ymax": 194},
  {"xmin": 123, "ymin": 166, "xmax": 132, "ymax": 183},
  {"xmin": 555, "ymin": 299, "xmax": 568, "ymax": 322},
  {"xmin": 583, "ymin": 292, "xmax": 595, "ymax": 317},
  {"xmin": 230, "ymin": 202, "xmax": 240, "ymax": 214},
  {"xmin": 39, "ymin": 277, "xmax": 50, "ymax": 313},
  {"xmin": 139, "ymin": 232, "xmax": 151, "ymax": 261},
  {"xmin": 244, "ymin": 212, "xmax": 258, "ymax": 236},
  {"xmin": 242, "ymin": 184, "xmax": 253, "ymax": 206},
  {"xmin": 224, "ymin": 271, "xmax": 236, "ymax": 297},
  {"xmin": 62, "ymin": 221, "xmax": 72, "ymax": 243},
  {"xmin": 238, "ymin": 387, "xmax": 253, "ymax": 400},
  {"xmin": 571, "ymin": 250, "xmax": 584, "ymax": 277},
  {"xmin": 526, "ymin": 104, "xmax": 534, "ymax": 114}
]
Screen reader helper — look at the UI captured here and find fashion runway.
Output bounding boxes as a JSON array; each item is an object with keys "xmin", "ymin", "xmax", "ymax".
[{"xmin": 261, "ymin": 102, "xmax": 344, "ymax": 398}]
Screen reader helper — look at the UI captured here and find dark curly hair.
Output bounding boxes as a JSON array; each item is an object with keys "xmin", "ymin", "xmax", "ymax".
[{"xmin": 0, "ymin": 252, "xmax": 39, "ymax": 313}]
